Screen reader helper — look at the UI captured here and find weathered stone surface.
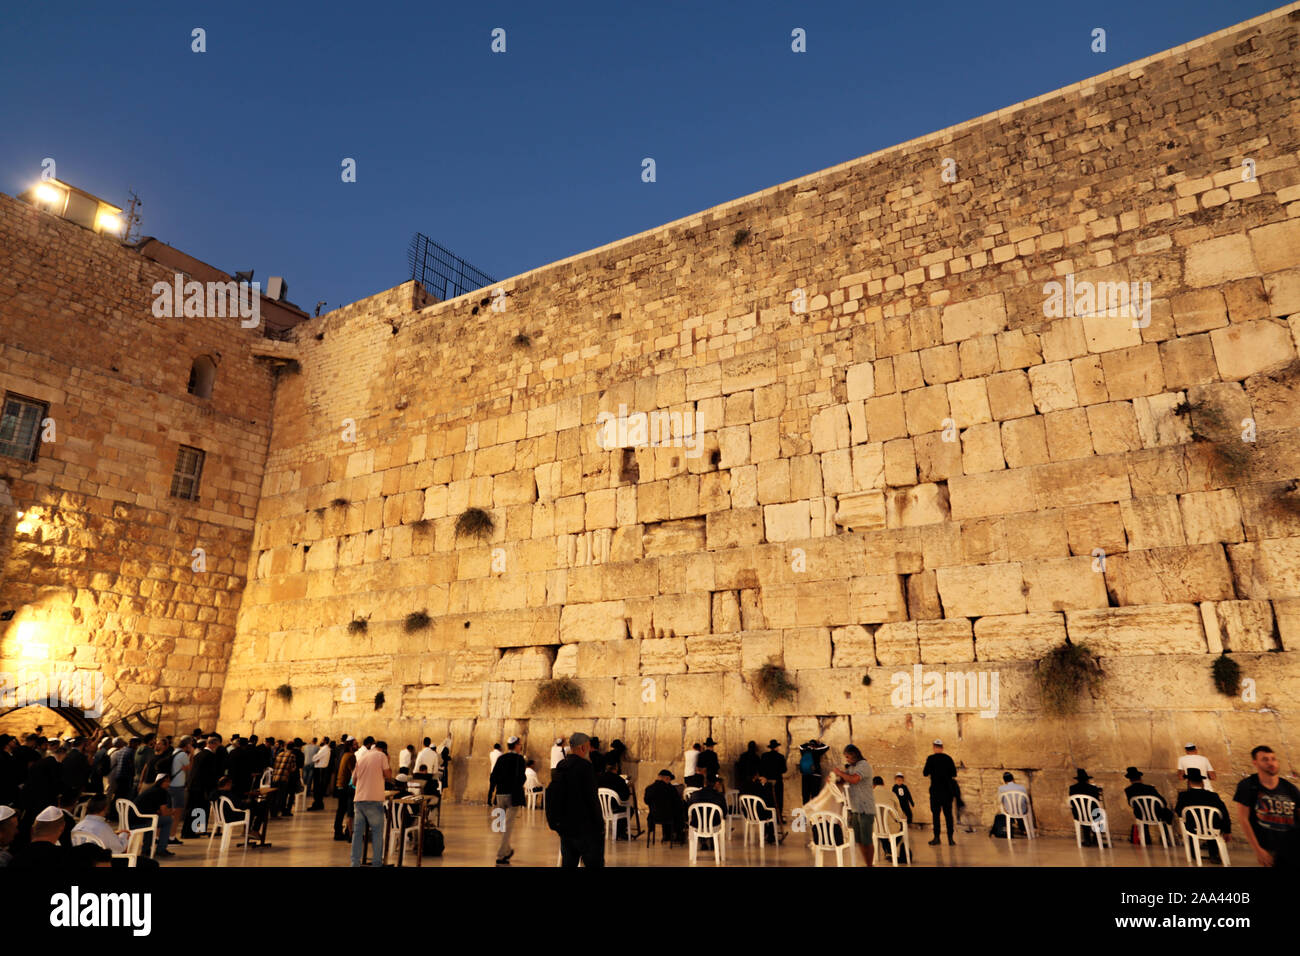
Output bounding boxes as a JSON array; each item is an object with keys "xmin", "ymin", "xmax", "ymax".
[
  {"xmin": 559, "ymin": 601, "xmax": 628, "ymax": 643},
  {"xmin": 1065, "ymin": 604, "xmax": 1207, "ymax": 654},
  {"xmin": 935, "ymin": 564, "xmax": 1027, "ymax": 617},
  {"xmin": 974, "ymin": 613, "xmax": 1066, "ymax": 661},
  {"xmin": 1103, "ymin": 544, "xmax": 1235, "ymax": 605}
]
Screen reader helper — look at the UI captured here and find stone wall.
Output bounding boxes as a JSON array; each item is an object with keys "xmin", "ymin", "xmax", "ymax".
[
  {"xmin": 219, "ymin": 6, "xmax": 1300, "ymax": 829},
  {"xmin": 0, "ymin": 193, "xmax": 278, "ymax": 733}
]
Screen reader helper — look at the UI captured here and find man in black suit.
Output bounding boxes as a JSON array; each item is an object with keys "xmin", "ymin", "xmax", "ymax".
[
  {"xmin": 1176, "ymin": 768, "xmax": 1231, "ymax": 862},
  {"xmin": 60, "ymin": 738, "xmax": 91, "ymax": 804},
  {"xmin": 1123, "ymin": 766, "xmax": 1173, "ymax": 840},
  {"xmin": 759, "ymin": 740, "xmax": 787, "ymax": 821},
  {"xmin": 923, "ymin": 739, "xmax": 958, "ymax": 846},
  {"xmin": 644, "ymin": 770, "xmax": 685, "ymax": 843},
  {"xmin": 696, "ymin": 737, "xmax": 721, "ymax": 785},
  {"xmin": 550, "ymin": 732, "xmax": 604, "ymax": 867},
  {"xmin": 184, "ymin": 734, "xmax": 226, "ymax": 838},
  {"xmin": 1069, "ymin": 768, "xmax": 1104, "ymax": 846}
]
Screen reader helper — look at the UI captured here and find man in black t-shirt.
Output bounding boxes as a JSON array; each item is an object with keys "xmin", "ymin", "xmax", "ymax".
[
  {"xmin": 1233, "ymin": 744, "xmax": 1300, "ymax": 868},
  {"xmin": 923, "ymin": 739, "xmax": 957, "ymax": 846}
]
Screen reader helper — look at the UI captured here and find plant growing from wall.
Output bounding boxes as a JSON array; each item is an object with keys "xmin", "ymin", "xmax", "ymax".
[
  {"xmin": 455, "ymin": 507, "xmax": 494, "ymax": 541},
  {"xmin": 1173, "ymin": 397, "xmax": 1252, "ymax": 482},
  {"xmin": 752, "ymin": 659, "xmax": 798, "ymax": 705},
  {"xmin": 347, "ymin": 614, "xmax": 370, "ymax": 635},
  {"xmin": 530, "ymin": 677, "xmax": 585, "ymax": 712},
  {"xmin": 374, "ymin": 691, "xmax": 385, "ymax": 710},
  {"xmin": 1212, "ymin": 653, "xmax": 1242, "ymax": 697},
  {"xmin": 404, "ymin": 609, "xmax": 431, "ymax": 633},
  {"xmin": 732, "ymin": 228, "xmax": 751, "ymax": 247},
  {"xmin": 513, "ymin": 332, "xmax": 531, "ymax": 348},
  {"xmin": 411, "ymin": 518, "xmax": 431, "ymax": 532},
  {"xmin": 275, "ymin": 683, "xmax": 293, "ymax": 703},
  {"xmin": 1036, "ymin": 639, "xmax": 1104, "ymax": 715},
  {"xmin": 330, "ymin": 497, "xmax": 349, "ymax": 508}
]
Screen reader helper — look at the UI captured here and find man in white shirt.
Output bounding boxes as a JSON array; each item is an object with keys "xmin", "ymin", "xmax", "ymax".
[
  {"xmin": 524, "ymin": 759, "xmax": 542, "ymax": 795},
  {"xmin": 309, "ymin": 738, "xmax": 332, "ymax": 810},
  {"xmin": 550, "ymin": 738, "xmax": 565, "ymax": 770},
  {"xmin": 994, "ymin": 771, "xmax": 1032, "ymax": 837},
  {"xmin": 71, "ymin": 795, "xmax": 128, "ymax": 853},
  {"xmin": 1178, "ymin": 743, "xmax": 1216, "ymax": 792},
  {"xmin": 487, "ymin": 743, "xmax": 503, "ymax": 800},
  {"xmin": 684, "ymin": 743, "xmax": 700, "ymax": 782},
  {"xmin": 415, "ymin": 738, "xmax": 440, "ymax": 778}
]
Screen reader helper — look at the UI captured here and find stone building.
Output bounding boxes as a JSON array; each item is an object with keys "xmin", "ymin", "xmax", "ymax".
[{"xmin": 3, "ymin": 5, "xmax": 1299, "ymax": 830}]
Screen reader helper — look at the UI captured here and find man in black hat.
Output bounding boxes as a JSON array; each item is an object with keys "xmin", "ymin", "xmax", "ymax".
[
  {"xmin": 923, "ymin": 740, "xmax": 958, "ymax": 846},
  {"xmin": 696, "ymin": 737, "xmax": 720, "ymax": 785},
  {"xmin": 1123, "ymin": 767, "xmax": 1173, "ymax": 840},
  {"xmin": 644, "ymin": 769, "xmax": 685, "ymax": 843},
  {"xmin": 1068, "ymin": 768, "xmax": 1103, "ymax": 846},
  {"xmin": 759, "ymin": 740, "xmax": 787, "ymax": 821},
  {"xmin": 1176, "ymin": 768, "xmax": 1231, "ymax": 862}
]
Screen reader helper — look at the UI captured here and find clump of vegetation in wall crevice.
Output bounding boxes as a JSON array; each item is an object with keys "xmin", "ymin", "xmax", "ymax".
[
  {"xmin": 1035, "ymin": 639, "xmax": 1104, "ymax": 716},
  {"xmin": 751, "ymin": 658, "xmax": 798, "ymax": 706},
  {"xmin": 530, "ymin": 677, "xmax": 585, "ymax": 712},
  {"xmin": 455, "ymin": 507, "xmax": 494, "ymax": 541},
  {"xmin": 1212, "ymin": 652, "xmax": 1241, "ymax": 697},
  {"xmin": 347, "ymin": 614, "xmax": 370, "ymax": 635},
  {"xmin": 275, "ymin": 683, "xmax": 293, "ymax": 703},
  {"xmin": 403, "ymin": 609, "xmax": 431, "ymax": 633}
]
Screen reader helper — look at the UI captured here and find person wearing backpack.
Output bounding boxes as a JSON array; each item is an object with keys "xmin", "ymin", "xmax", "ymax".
[
  {"xmin": 798, "ymin": 739, "xmax": 829, "ymax": 803},
  {"xmin": 545, "ymin": 732, "xmax": 604, "ymax": 867}
]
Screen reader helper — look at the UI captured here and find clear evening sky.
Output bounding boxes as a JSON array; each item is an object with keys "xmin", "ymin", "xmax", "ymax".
[{"xmin": 0, "ymin": 1, "xmax": 1276, "ymax": 314}]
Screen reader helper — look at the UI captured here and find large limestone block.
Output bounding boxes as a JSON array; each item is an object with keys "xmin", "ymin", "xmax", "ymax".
[
  {"xmin": 738, "ymin": 630, "xmax": 783, "ymax": 671},
  {"xmin": 973, "ymin": 613, "xmax": 1066, "ymax": 661},
  {"xmin": 948, "ymin": 469, "xmax": 1036, "ymax": 520},
  {"xmin": 865, "ymin": 394, "xmax": 907, "ymax": 442},
  {"xmin": 1273, "ymin": 599, "xmax": 1300, "ymax": 650},
  {"xmin": 1159, "ymin": 335, "xmax": 1219, "ymax": 390},
  {"xmin": 942, "ymin": 293, "xmax": 1007, "ymax": 344},
  {"xmin": 885, "ymin": 484, "xmax": 949, "ymax": 528},
  {"xmin": 686, "ymin": 634, "xmax": 742, "ymax": 672},
  {"xmin": 1104, "ymin": 544, "xmax": 1234, "ymax": 605},
  {"xmin": 834, "ymin": 491, "xmax": 886, "ymax": 531},
  {"xmin": 706, "ymin": 507, "xmax": 764, "ymax": 550},
  {"xmin": 1210, "ymin": 600, "xmax": 1277, "ymax": 652},
  {"xmin": 1178, "ymin": 489, "xmax": 1244, "ymax": 545},
  {"xmin": 1001, "ymin": 416, "xmax": 1050, "ymax": 468},
  {"xmin": 904, "ymin": 385, "xmax": 950, "ymax": 436},
  {"xmin": 1184, "ymin": 234, "xmax": 1257, "ymax": 288},
  {"xmin": 987, "ymin": 371, "xmax": 1035, "ymax": 421},
  {"xmin": 1264, "ymin": 270, "xmax": 1300, "ymax": 317},
  {"xmin": 764, "ymin": 501, "xmax": 811, "ymax": 542},
  {"xmin": 1064, "ymin": 604, "xmax": 1206, "ymax": 654},
  {"xmin": 559, "ymin": 601, "xmax": 628, "ymax": 643},
  {"xmin": 551, "ymin": 644, "xmax": 578, "ymax": 677},
  {"xmin": 1087, "ymin": 402, "xmax": 1142, "ymax": 455},
  {"xmin": 794, "ymin": 668, "xmax": 873, "ymax": 715},
  {"xmin": 452, "ymin": 607, "xmax": 560, "ymax": 648},
  {"xmin": 874, "ymin": 621, "xmax": 919, "ymax": 665},
  {"xmin": 831, "ymin": 625, "xmax": 875, "ymax": 667},
  {"xmin": 917, "ymin": 619, "xmax": 974, "ymax": 664},
  {"xmin": 1257, "ymin": 538, "xmax": 1300, "ymax": 597},
  {"xmin": 712, "ymin": 591, "xmax": 741, "ymax": 632},
  {"xmin": 1248, "ymin": 219, "xmax": 1300, "ymax": 274},
  {"xmin": 491, "ymin": 645, "xmax": 556, "ymax": 681},
  {"xmin": 653, "ymin": 592, "xmax": 711, "ymax": 635},
  {"xmin": 643, "ymin": 517, "xmax": 706, "ymax": 556},
  {"xmin": 1119, "ymin": 496, "xmax": 1186, "ymax": 550},
  {"xmin": 906, "ymin": 569, "xmax": 943, "ymax": 620},
  {"xmin": 810, "ymin": 405, "xmax": 850, "ymax": 453},
  {"xmin": 961, "ymin": 422, "xmax": 1005, "ymax": 473},
  {"xmin": 1209, "ymin": 320, "xmax": 1296, "ymax": 381},
  {"xmin": 640, "ymin": 637, "xmax": 688, "ymax": 674},
  {"xmin": 1170, "ymin": 289, "xmax": 1228, "ymax": 335},
  {"xmin": 936, "ymin": 563, "xmax": 1026, "ymax": 617},
  {"xmin": 849, "ymin": 574, "xmax": 908, "ymax": 624},
  {"xmin": 1027, "ymin": 361, "xmax": 1079, "ymax": 413},
  {"xmin": 1030, "ymin": 457, "xmax": 1131, "ymax": 508},
  {"xmin": 783, "ymin": 626, "xmax": 832, "ymax": 670},
  {"xmin": 1022, "ymin": 556, "xmax": 1108, "ymax": 611},
  {"xmin": 846, "ymin": 362, "xmax": 875, "ymax": 402}
]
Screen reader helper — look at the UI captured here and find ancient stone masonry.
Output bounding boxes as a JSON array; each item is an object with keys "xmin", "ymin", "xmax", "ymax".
[
  {"xmin": 4, "ymin": 5, "xmax": 1300, "ymax": 831},
  {"xmin": 0, "ymin": 195, "xmax": 279, "ymax": 731}
]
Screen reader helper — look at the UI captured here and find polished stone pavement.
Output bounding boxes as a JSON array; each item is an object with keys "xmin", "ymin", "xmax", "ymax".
[{"xmin": 164, "ymin": 801, "xmax": 1254, "ymax": 868}]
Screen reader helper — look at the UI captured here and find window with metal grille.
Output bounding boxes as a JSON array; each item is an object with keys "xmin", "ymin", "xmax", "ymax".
[
  {"xmin": 0, "ymin": 394, "xmax": 48, "ymax": 462},
  {"xmin": 170, "ymin": 445, "xmax": 205, "ymax": 501}
]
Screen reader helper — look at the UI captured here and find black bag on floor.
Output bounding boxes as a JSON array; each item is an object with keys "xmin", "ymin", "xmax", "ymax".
[{"xmin": 422, "ymin": 826, "xmax": 444, "ymax": 857}]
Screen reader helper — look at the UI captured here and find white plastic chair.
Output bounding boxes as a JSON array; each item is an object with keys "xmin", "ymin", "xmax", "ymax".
[
  {"xmin": 874, "ymin": 803, "xmax": 912, "ymax": 866},
  {"xmin": 1069, "ymin": 794, "xmax": 1111, "ymax": 849},
  {"xmin": 259, "ymin": 767, "xmax": 273, "ymax": 789},
  {"xmin": 208, "ymin": 795, "xmax": 250, "ymax": 853},
  {"xmin": 739, "ymin": 794, "xmax": 777, "ymax": 852},
  {"xmin": 72, "ymin": 797, "xmax": 91, "ymax": 822},
  {"xmin": 115, "ymin": 799, "xmax": 159, "ymax": 859},
  {"xmin": 683, "ymin": 786, "xmax": 700, "ymax": 801},
  {"xmin": 687, "ymin": 803, "xmax": 726, "ymax": 865},
  {"xmin": 387, "ymin": 800, "xmax": 421, "ymax": 865},
  {"xmin": 1131, "ymin": 795, "xmax": 1173, "ymax": 847},
  {"xmin": 597, "ymin": 787, "xmax": 633, "ymax": 842},
  {"xmin": 1180, "ymin": 805, "xmax": 1231, "ymax": 867},
  {"xmin": 998, "ymin": 790, "xmax": 1036, "ymax": 842},
  {"xmin": 525, "ymin": 788, "xmax": 544, "ymax": 811},
  {"xmin": 808, "ymin": 810, "xmax": 853, "ymax": 866},
  {"xmin": 72, "ymin": 829, "xmax": 137, "ymax": 867}
]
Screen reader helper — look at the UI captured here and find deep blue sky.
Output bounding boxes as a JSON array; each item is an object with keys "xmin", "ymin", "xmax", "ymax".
[{"xmin": 0, "ymin": 0, "xmax": 1276, "ymax": 313}]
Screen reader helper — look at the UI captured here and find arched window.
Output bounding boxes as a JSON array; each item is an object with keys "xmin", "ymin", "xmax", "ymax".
[{"xmin": 187, "ymin": 355, "xmax": 217, "ymax": 399}]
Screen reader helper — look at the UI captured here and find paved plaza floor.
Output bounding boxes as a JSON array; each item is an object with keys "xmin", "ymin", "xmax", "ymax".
[{"xmin": 165, "ymin": 801, "xmax": 1253, "ymax": 868}]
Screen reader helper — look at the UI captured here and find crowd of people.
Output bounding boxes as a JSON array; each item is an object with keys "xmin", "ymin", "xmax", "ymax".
[{"xmin": 2, "ymin": 724, "xmax": 1295, "ymax": 870}]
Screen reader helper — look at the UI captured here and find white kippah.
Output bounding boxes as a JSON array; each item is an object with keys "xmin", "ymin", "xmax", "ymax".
[
  {"xmin": 36, "ymin": 805, "xmax": 64, "ymax": 823},
  {"xmin": 0, "ymin": 805, "xmax": 15, "ymax": 822}
]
